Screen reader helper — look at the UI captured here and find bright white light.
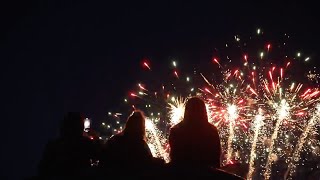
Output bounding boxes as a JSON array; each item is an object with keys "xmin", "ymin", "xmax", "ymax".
[
  {"xmin": 168, "ymin": 97, "xmax": 186, "ymax": 125},
  {"xmin": 255, "ymin": 114, "xmax": 263, "ymax": 123},
  {"xmin": 148, "ymin": 143, "xmax": 157, "ymax": 157},
  {"xmin": 297, "ymin": 52, "xmax": 301, "ymax": 57},
  {"xmin": 84, "ymin": 118, "xmax": 90, "ymax": 130},
  {"xmin": 277, "ymin": 99, "xmax": 290, "ymax": 120},
  {"xmin": 285, "ymin": 135, "xmax": 289, "ymax": 138},
  {"xmin": 316, "ymin": 104, "xmax": 320, "ymax": 114},
  {"xmin": 227, "ymin": 104, "xmax": 238, "ymax": 120},
  {"xmin": 145, "ymin": 118, "xmax": 154, "ymax": 130},
  {"xmin": 172, "ymin": 61, "xmax": 177, "ymax": 67}
]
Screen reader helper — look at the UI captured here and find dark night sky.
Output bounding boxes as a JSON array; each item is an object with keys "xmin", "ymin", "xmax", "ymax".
[{"xmin": 1, "ymin": 0, "xmax": 319, "ymax": 179}]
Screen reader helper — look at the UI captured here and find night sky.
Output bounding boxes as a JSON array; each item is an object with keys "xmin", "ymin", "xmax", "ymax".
[{"xmin": 1, "ymin": 0, "xmax": 319, "ymax": 179}]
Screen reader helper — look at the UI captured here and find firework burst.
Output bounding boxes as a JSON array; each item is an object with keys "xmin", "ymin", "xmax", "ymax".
[{"xmin": 103, "ymin": 28, "xmax": 320, "ymax": 179}]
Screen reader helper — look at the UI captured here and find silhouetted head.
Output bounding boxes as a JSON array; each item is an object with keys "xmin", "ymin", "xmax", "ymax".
[
  {"xmin": 60, "ymin": 112, "xmax": 84, "ymax": 138},
  {"xmin": 183, "ymin": 97, "xmax": 208, "ymax": 125},
  {"xmin": 123, "ymin": 110, "xmax": 146, "ymax": 140}
]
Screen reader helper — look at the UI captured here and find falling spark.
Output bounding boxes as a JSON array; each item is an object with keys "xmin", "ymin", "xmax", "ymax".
[
  {"xmin": 213, "ymin": 58, "xmax": 222, "ymax": 67},
  {"xmin": 172, "ymin": 61, "xmax": 177, "ymax": 67},
  {"xmin": 244, "ymin": 55, "xmax": 248, "ymax": 61},
  {"xmin": 297, "ymin": 52, "xmax": 301, "ymax": 57},
  {"xmin": 174, "ymin": 71, "xmax": 179, "ymax": 78},
  {"xmin": 305, "ymin": 57, "xmax": 310, "ymax": 62},
  {"xmin": 138, "ymin": 83, "xmax": 148, "ymax": 91},
  {"xmin": 257, "ymin": 28, "xmax": 261, "ymax": 34},
  {"xmin": 143, "ymin": 62, "xmax": 151, "ymax": 70}
]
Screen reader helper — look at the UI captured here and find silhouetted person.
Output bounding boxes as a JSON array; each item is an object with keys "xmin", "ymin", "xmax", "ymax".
[
  {"xmin": 169, "ymin": 97, "xmax": 221, "ymax": 168},
  {"xmin": 100, "ymin": 110, "xmax": 164, "ymax": 176},
  {"xmin": 167, "ymin": 97, "xmax": 244, "ymax": 179},
  {"xmin": 38, "ymin": 112, "xmax": 98, "ymax": 178}
]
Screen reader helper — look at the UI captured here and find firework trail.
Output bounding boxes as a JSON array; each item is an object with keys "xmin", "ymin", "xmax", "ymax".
[
  {"xmin": 146, "ymin": 118, "xmax": 170, "ymax": 162},
  {"xmin": 247, "ymin": 108, "xmax": 265, "ymax": 180},
  {"xmin": 225, "ymin": 104, "xmax": 239, "ymax": 163},
  {"xmin": 284, "ymin": 104, "xmax": 320, "ymax": 179},
  {"xmin": 264, "ymin": 99, "xmax": 290, "ymax": 179},
  {"xmin": 143, "ymin": 61, "xmax": 151, "ymax": 70}
]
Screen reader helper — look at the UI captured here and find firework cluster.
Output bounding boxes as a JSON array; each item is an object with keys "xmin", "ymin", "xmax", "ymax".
[{"xmin": 101, "ymin": 29, "xmax": 320, "ymax": 179}]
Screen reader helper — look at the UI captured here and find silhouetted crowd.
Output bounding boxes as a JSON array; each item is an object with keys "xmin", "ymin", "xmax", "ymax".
[{"xmin": 33, "ymin": 97, "xmax": 245, "ymax": 179}]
